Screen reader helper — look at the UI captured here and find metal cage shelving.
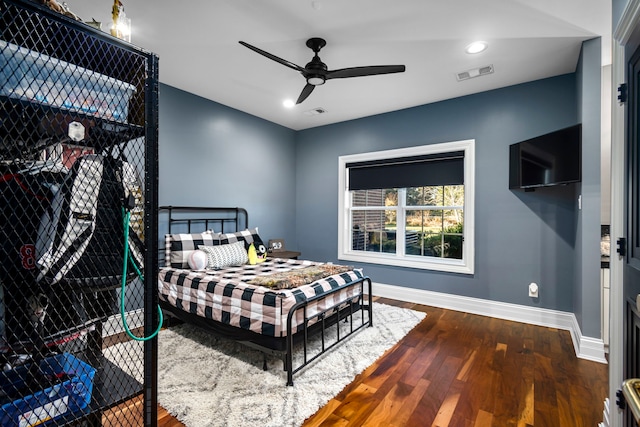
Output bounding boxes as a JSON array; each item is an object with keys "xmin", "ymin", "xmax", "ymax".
[{"xmin": 0, "ymin": 0, "xmax": 159, "ymax": 425}]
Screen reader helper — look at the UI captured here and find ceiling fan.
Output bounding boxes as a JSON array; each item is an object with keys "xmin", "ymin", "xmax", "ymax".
[{"xmin": 239, "ymin": 37, "xmax": 406, "ymax": 104}]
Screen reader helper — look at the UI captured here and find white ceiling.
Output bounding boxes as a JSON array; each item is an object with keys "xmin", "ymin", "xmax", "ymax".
[{"xmin": 66, "ymin": 0, "xmax": 611, "ymax": 131}]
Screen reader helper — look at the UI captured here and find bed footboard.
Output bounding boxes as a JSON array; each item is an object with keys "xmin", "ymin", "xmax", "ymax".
[{"xmin": 284, "ymin": 276, "xmax": 372, "ymax": 386}]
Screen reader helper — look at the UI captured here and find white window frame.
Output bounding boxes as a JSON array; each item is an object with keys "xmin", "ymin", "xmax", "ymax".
[{"xmin": 337, "ymin": 139, "xmax": 475, "ymax": 274}]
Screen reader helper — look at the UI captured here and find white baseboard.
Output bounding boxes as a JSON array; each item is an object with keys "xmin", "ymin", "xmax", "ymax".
[
  {"xmin": 372, "ymin": 282, "xmax": 607, "ymax": 364},
  {"xmin": 600, "ymin": 398, "xmax": 610, "ymax": 427}
]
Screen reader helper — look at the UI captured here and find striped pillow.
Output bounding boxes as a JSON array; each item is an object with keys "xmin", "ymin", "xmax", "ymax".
[{"xmin": 198, "ymin": 242, "xmax": 248, "ymax": 269}]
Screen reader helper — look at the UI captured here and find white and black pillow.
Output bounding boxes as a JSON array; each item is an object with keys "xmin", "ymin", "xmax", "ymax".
[
  {"xmin": 218, "ymin": 227, "xmax": 265, "ymax": 250},
  {"xmin": 165, "ymin": 231, "xmax": 220, "ymax": 268},
  {"xmin": 198, "ymin": 242, "xmax": 249, "ymax": 269}
]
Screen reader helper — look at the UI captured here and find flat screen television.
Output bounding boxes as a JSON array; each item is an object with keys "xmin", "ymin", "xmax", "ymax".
[{"xmin": 509, "ymin": 124, "xmax": 581, "ymax": 190}]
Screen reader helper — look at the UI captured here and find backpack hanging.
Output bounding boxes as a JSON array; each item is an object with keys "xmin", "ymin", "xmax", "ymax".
[{"xmin": 36, "ymin": 153, "xmax": 144, "ymax": 291}]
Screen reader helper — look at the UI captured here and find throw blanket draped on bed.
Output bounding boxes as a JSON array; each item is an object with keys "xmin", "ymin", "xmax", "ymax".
[{"xmin": 247, "ymin": 264, "xmax": 352, "ymax": 289}]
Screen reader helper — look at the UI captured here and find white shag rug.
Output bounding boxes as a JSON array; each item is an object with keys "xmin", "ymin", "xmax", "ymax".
[{"xmin": 104, "ymin": 302, "xmax": 425, "ymax": 427}]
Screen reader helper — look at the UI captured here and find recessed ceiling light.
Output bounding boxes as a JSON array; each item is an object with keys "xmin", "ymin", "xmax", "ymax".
[
  {"xmin": 283, "ymin": 99, "xmax": 295, "ymax": 108},
  {"xmin": 465, "ymin": 41, "xmax": 488, "ymax": 54}
]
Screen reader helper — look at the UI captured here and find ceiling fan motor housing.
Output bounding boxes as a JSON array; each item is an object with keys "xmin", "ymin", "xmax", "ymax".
[{"xmin": 304, "ymin": 59, "xmax": 328, "ymax": 85}]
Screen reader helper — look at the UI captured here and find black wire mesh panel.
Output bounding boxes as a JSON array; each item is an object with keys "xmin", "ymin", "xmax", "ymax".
[{"xmin": 0, "ymin": 0, "xmax": 159, "ymax": 425}]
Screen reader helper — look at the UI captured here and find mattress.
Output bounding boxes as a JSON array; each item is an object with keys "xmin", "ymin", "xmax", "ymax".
[{"xmin": 157, "ymin": 258, "xmax": 365, "ymax": 337}]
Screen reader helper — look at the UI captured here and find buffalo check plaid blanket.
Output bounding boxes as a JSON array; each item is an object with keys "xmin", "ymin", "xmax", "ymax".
[{"xmin": 158, "ymin": 258, "xmax": 365, "ymax": 337}]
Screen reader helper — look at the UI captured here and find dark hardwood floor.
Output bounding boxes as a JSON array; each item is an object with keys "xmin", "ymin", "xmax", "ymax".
[{"xmin": 106, "ymin": 297, "xmax": 609, "ymax": 426}]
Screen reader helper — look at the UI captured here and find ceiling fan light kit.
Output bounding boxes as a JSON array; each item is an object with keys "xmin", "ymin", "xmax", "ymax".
[
  {"xmin": 307, "ymin": 76, "xmax": 325, "ymax": 86},
  {"xmin": 239, "ymin": 37, "xmax": 406, "ymax": 104}
]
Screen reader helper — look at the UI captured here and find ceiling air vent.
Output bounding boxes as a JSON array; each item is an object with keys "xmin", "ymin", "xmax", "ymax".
[
  {"xmin": 303, "ymin": 107, "xmax": 327, "ymax": 116},
  {"xmin": 456, "ymin": 64, "xmax": 494, "ymax": 81}
]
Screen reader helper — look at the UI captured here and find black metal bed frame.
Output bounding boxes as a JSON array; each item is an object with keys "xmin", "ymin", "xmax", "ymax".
[{"xmin": 158, "ymin": 206, "xmax": 373, "ymax": 385}]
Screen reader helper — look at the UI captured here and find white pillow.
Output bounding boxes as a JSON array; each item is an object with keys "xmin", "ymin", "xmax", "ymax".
[
  {"xmin": 198, "ymin": 242, "xmax": 248, "ymax": 269},
  {"xmin": 187, "ymin": 250, "xmax": 208, "ymax": 271}
]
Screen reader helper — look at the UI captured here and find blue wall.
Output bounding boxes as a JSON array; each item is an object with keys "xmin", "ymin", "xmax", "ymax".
[
  {"xmin": 158, "ymin": 85, "xmax": 297, "ymax": 245},
  {"xmin": 295, "ymin": 75, "xmax": 580, "ymax": 313},
  {"xmin": 158, "ymin": 42, "xmax": 602, "ymax": 335},
  {"xmin": 613, "ymin": 0, "xmax": 628, "ymax": 31},
  {"xmin": 575, "ymin": 37, "xmax": 602, "ymax": 337}
]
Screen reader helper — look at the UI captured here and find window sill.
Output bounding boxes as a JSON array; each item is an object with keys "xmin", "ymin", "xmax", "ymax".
[{"xmin": 338, "ymin": 251, "xmax": 474, "ymax": 275}]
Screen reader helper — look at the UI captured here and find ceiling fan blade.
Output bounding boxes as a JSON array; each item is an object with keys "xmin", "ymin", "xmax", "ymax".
[
  {"xmin": 239, "ymin": 41, "xmax": 305, "ymax": 73},
  {"xmin": 326, "ymin": 65, "xmax": 406, "ymax": 80},
  {"xmin": 296, "ymin": 84, "xmax": 315, "ymax": 104}
]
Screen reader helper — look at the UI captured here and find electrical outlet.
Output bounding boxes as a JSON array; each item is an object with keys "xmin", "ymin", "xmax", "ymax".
[{"xmin": 529, "ymin": 282, "xmax": 539, "ymax": 298}]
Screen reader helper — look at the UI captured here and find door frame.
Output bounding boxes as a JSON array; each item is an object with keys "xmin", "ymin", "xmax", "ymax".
[{"xmin": 612, "ymin": 2, "xmax": 640, "ymax": 426}]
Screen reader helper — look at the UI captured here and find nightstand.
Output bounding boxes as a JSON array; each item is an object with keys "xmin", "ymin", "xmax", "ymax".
[{"xmin": 270, "ymin": 250, "xmax": 301, "ymax": 260}]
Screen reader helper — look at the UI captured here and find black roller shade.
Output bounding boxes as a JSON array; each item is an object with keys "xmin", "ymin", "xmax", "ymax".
[{"xmin": 347, "ymin": 151, "xmax": 464, "ymax": 191}]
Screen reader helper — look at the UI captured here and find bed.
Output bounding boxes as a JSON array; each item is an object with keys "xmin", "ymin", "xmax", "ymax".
[{"xmin": 157, "ymin": 206, "xmax": 373, "ymax": 385}]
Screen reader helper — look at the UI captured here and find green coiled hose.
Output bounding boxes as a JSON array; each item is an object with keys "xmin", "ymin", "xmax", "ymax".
[{"xmin": 121, "ymin": 208, "xmax": 163, "ymax": 341}]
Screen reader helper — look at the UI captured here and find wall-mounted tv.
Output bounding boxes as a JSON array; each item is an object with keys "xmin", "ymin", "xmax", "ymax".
[{"xmin": 509, "ymin": 124, "xmax": 581, "ymax": 190}]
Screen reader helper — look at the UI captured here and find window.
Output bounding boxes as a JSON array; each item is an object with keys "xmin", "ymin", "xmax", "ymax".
[{"xmin": 338, "ymin": 140, "xmax": 474, "ymax": 274}]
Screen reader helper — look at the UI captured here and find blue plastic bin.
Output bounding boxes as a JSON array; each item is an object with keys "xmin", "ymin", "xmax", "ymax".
[
  {"xmin": 0, "ymin": 40, "xmax": 136, "ymax": 123},
  {"xmin": 0, "ymin": 353, "xmax": 95, "ymax": 426}
]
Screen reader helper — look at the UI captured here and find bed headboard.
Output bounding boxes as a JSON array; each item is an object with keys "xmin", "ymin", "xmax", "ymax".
[
  {"xmin": 158, "ymin": 206, "xmax": 249, "ymax": 267},
  {"xmin": 159, "ymin": 206, "xmax": 249, "ymax": 234}
]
